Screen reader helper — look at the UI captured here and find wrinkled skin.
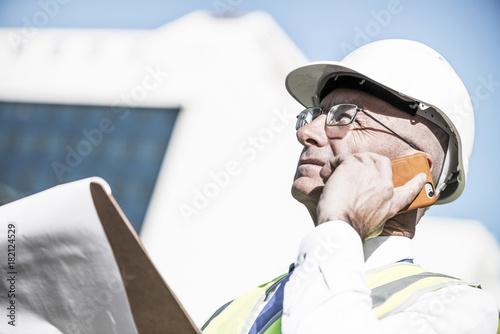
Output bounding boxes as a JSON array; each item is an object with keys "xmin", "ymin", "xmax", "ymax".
[{"xmin": 291, "ymin": 88, "xmax": 448, "ymax": 239}]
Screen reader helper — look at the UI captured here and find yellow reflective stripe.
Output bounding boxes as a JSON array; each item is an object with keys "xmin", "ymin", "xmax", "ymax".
[
  {"xmin": 202, "ymin": 287, "xmax": 263, "ymax": 334},
  {"xmin": 202, "ymin": 274, "xmax": 285, "ymax": 334},
  {"xmin": 200, "ymin": 299, "xmax": 233, "ymax": 332},
  {"xmin": 204, "ymin": 264, "xmax": 477, "ymax": 333},
  {"xmin": 372, "ymin": 276, "xmax": 465, "ymax": 318},
  {"xmin": 367, "ymin": 264, "xmax": 428, "ymax": 289}
]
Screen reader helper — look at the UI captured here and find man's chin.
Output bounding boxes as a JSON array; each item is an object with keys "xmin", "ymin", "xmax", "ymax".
[{"xmin": 291, "ymin": 179, "xmax": 323, "ymax": 205}]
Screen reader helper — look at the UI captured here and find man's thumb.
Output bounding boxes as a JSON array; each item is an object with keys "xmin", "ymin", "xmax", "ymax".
[{"xmin": 391, "ymin": 173, "xmax": 428, "ymax": 213}]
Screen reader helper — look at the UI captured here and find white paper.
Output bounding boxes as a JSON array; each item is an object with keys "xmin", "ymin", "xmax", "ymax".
[{"xmin": 0, "ymin": 177, "xmax": 138, "ymax": 334}]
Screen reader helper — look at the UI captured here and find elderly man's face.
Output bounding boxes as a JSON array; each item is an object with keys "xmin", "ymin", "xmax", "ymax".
[{"xmin": 291, "ymin": 88, "xmax": 447, "ymax": 212}]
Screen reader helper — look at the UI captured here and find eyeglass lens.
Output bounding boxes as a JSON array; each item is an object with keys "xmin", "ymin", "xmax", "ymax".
[
  {"xmin": 326, "ymin": 104, "xmax": 357, "ymax": 126},
  {"xmin": 295, "ymin": 107, "xmax": 322, "ymax": 130}
]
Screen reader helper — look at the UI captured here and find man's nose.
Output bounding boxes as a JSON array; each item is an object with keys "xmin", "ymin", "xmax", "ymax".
[{"xmin": 296, "ymin": 114, "xmax": 329, "ymax": 147}]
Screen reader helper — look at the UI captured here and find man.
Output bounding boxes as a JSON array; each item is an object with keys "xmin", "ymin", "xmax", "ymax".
[{"xmin": 201, "ymin": 39, "xmax": 499, "ymax": 333}]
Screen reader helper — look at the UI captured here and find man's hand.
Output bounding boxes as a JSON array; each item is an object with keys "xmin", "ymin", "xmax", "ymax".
[{"xmin": 317, "ymin": 153, "xmax": 427, "ymax": 240}]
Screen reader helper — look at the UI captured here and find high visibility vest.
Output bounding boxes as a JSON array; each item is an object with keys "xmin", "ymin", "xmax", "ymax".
[{"xmin": 201, "ymin": 263, "xmax": 481, "ymax": 334}]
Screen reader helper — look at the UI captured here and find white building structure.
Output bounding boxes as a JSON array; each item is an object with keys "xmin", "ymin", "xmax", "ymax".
[{"xmin": 0, "ymin": 11, "xmax": 498, "ymax": 325}]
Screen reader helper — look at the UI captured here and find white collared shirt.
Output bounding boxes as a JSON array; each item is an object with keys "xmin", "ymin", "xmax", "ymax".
[
  {"xmin": 282, "ymin": 221, "xmax": 499, "ymax": 334},
  {"xmin": 364, "ymin": 234, "xmax": 414, "ymax": 271}
]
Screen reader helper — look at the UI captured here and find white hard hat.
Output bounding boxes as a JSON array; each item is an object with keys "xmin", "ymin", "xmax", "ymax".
[{"xmin": 286, "ymin": 39, "xmax": 474, "ymax": 204}]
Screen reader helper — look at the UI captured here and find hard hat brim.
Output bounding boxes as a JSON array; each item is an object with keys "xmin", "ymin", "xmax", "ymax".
[{"xmin": 286, "ymin": 61, "xmax": 418, "ymax": 109}]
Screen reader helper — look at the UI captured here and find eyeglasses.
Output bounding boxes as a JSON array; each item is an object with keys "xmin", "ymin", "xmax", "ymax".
[{"xmin": 295, "ymin": 104, "xmax": 418, "ymax": 150}]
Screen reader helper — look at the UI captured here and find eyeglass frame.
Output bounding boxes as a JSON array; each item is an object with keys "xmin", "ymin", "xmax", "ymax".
[{"xmin": 295, "ymin": 104, "xmax": 419, "ymax": 150}]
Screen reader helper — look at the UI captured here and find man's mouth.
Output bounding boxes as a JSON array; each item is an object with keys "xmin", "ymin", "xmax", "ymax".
[{"xmin": 298, "ymin": 158, "xmax": 325, "ymax": 167}]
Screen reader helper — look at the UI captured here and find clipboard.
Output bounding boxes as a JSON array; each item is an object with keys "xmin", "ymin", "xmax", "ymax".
[
  {"xmin": 0, "ymin": 178, "xmax": 201, "ymax": 334},
  {"xmin": 90, "ymin": 182, "xmax": 201, "ymax": 334}
]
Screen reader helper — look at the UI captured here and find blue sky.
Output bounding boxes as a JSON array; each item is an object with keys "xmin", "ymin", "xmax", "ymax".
[{"xmin": 1, "ymin": 0, "xmax": 499, "ymax": 240}]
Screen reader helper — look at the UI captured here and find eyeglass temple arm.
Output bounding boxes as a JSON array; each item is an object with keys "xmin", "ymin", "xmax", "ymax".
[{"xmin": 359, "ymin": 109, "xmax": 419, "ymax": 150}]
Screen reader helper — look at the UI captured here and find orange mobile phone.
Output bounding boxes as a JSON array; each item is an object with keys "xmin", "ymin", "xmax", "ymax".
[{"xmin": 391, "ymin": 153, "xmax": 436, "ymax": 212}]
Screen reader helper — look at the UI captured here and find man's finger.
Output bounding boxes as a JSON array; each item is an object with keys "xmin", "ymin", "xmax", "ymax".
[
  {"xmin": 319, "ymin": 154, "xmax": 347, "ymax": 181},
  {"xmin": 371, "ymin": 154, "xmax": 392, "ymax": 180},
  {"xmin": 319, "ymin": 165, "xmax": 332, "ymax": 181},
  {"xmin": 391, "ymin": 173, "xmax": 427, "ymax": 213},
  {"xmin": 357, "ymin": 152, "xmax": 379, "ymax": 168}
]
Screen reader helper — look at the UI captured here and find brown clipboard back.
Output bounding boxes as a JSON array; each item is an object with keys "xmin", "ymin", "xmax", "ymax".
[{"xmin": 90, "ymin": 182, "xmax": 201, "ymax": 334}]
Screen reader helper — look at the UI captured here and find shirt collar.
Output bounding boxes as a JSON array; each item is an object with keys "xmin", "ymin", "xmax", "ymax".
[{"xmin": 363, "ymin": 235, "xmax": 414, "ymax": 271}]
